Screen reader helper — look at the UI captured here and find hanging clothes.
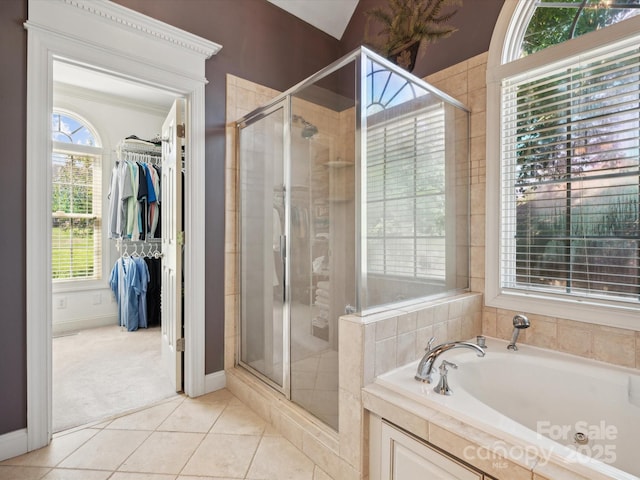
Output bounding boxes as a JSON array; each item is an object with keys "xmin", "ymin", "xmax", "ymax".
[
  {"xmin": 107, "ymin": 156, "xmax": 161, "ymax": 240},
  {"xmin": 144, "ymin": 256, "xmax": 162, "ymax": 326},
  {"xmin": 109, "ymin": 254, "xmax": 160, "ymax": 331},
  {"xmin": 109, "ymin": 139, "xmax": 164, "ymax": 331}
]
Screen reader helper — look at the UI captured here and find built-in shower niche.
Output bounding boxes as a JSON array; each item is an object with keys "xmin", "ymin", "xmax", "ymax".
[{"xmin": 236, "ymin": 46, "xmax": 470, "ymax": 432}]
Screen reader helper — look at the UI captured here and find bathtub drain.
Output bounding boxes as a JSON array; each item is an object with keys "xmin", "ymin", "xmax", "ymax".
[{"xmin": 574, "ymin": 432, "xmax": 589, "ymax": 445}]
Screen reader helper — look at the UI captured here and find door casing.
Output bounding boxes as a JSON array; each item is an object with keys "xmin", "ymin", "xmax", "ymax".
[{"xmin": 25, "ymin": 0, "xmax": 221, "ymax": 453}]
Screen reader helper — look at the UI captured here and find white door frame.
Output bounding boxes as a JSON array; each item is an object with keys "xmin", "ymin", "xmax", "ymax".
[{"xmin": 25, "ymin": 0, "xmax": 221, "ymax": 452}]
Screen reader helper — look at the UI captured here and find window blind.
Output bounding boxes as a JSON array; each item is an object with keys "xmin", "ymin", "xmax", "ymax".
[
  {"xmin": 501, "ymin": 44, "xmax": 640, "ymax": 303},
  {"xmin": 52, "ymin": 151, "xmax": 102, "ymax": 280},
  {"xmin": 366, "ymin": 106, "xmax": 446, "ymax": 280}
]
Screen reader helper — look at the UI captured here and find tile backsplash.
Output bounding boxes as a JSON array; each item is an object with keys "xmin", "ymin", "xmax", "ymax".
[
  {"xmin": 347, "ymin": 292, "xmax": 484, "ymax": 384},
  {"xmin": 483, "ymin": 307, "xmax": 640, "ymax": 369}
]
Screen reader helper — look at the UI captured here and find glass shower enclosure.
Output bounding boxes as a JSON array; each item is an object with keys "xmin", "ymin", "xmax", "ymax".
[{"xmin": 237, "ymin": 47, "xmax": 470, "ymax": 431}]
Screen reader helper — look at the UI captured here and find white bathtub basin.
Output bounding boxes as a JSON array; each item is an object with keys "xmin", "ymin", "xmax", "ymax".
[{"xmin": 375, "ymin": 337, "xmax": 640, "ymax": 479}]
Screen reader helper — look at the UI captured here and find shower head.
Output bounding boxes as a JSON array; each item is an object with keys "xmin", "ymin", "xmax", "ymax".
[
  {"xmin": 301, "ymin": 123, "xmax": 318, "ymax": 139},
  {"xmin": 293, "ymin": 114, "xmax": 318, "ymax": 139}
]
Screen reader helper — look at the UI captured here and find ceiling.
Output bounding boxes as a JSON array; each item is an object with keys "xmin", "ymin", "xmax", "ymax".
[
  {"xmin": 54, "ymin": 61, "xmax": 178, "ymax": 109},
  {"xmin": 266, "ymin": 0, "xmax": 359, "ymax": 39}
]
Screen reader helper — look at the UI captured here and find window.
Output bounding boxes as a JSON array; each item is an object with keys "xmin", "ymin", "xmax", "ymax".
[
  {"xmin": 502, "ymin": 43, "xmax": 640, "ymax": 303},
  {"xmin": 487, "ymin": 1, "xmax": 640, "ymax": 326},
  {"xmin": 520, "ymin": 1, "xmax": 640, "ymax": 58},
  {"xmin": 365, "ymin": 58, "xmax": 448, "ymax": 283},
  {"xmin": 367, "ymin": 106, "xmax": 446, "ymax": 280},
  {"xmin": 51, "ymin": 111, "xmax": 103, "ymax": 281}
]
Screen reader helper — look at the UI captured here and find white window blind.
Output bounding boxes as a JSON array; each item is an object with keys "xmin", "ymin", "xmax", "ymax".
[
  {"xmin": 501, "ymin": 44, "xmax": 640, "ymax": 303},
  {"xmin": 367, "ymin": 106, "xmax": 446, "ymax": 280},
  {"xmin": 52, "ymin": 151, "xmax": 102, "ymax": 280}
]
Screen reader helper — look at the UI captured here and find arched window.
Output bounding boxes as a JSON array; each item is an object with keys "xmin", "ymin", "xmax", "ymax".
[
  {"xmin": 51, "ymin": 110, "xmax": 103, "ymax": 281},
  {"xmin": 486, "ymin": 1, "xmax": 640, "ymax": 328}
]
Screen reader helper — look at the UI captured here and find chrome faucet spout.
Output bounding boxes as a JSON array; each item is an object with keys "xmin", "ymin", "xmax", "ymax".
[{"xmin": 414, "ymin": 338, "xmax": 485, "ymax": 383}]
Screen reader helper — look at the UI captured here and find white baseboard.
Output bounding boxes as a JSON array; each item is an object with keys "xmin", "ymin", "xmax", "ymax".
[
  {"xmin": 204, "ymin": 370, "xmax": 226, "ymax": 394},
  {"xmin": 52, "ymin": 315, "xmax": 117, "ymax": 336},
  {"xmin": 0, "ymin": 429, "xmax": 28, "ymax": 462}
]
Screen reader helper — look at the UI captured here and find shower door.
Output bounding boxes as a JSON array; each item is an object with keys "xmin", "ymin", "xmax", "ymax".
[{"xmin": 238, "ymin": 101, "xmax": 289, "ymax": 393}]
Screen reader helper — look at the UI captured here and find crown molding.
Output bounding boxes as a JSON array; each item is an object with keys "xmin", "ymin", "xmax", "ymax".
[{"xmin": 61, "ymin": 0, "xmax": 222, "ymax": 59}]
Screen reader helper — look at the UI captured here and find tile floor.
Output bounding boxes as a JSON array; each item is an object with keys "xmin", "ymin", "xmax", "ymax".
[{"xmin": 1, "ymin": 389, "xmax": 333, "ymax": 480}]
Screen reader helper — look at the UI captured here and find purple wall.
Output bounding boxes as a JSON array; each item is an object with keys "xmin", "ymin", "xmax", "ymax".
[
  {"xmin": 0, "ymin": 0, "xmax": 28, "ymax": 435},
  {"xmin": 0, "ymin": 0, "xmax": 504, "ymax": 435}
]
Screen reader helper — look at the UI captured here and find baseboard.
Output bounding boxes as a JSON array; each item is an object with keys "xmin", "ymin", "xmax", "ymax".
[
  {"xmin": 0, "ymin": 429, "xmax": 28, "ymax": 462},
  {"xmin": 204, "ymin": 370, "xmax": 226, "ymax": 393},
  {"xmin": 52, "ymin": 315, "xmax": 117, "ymax": 336}
]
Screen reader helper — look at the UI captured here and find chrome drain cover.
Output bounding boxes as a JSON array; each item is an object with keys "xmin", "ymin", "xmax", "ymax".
[{"xmin": 574, "ymin": 432, "xmax": 589, "ymax": 445}]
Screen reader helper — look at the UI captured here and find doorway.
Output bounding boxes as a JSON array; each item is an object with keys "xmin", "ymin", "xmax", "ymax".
[
  {"xmin": 51, "ymin": 61, "xmax": 183, "ymax": 432},
  {"xmin": 25, "ymin": 0, "xmax": 220, "ymax": 452}
]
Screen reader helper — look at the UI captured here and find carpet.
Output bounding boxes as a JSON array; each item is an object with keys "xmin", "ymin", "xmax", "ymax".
[{"xmin": 53, "ymin": 324, "xmax": 178, "ymax": 432}]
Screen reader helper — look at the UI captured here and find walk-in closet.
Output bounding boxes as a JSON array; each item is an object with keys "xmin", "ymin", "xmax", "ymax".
[{"xmin": 52, "ymin": 60, "xmax": 183, "ymax": 432}]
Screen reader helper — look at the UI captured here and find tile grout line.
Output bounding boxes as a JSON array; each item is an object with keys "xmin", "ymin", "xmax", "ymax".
[
  {"xmin": 174, "ymin": 393, "xmax": 237, "ymax": 478},
  {"xmin": 241, "ymin": 429, "xmax": 267, "ymax": 480},
  {"xmin": 91, "ymin": 394, "xmax": 185, "ymax": 477}
]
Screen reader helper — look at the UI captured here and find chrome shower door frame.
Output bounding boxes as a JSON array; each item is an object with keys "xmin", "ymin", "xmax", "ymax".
[{"xmin": 237, "ymin": 98, "xmax": 291, "ymax": 399}]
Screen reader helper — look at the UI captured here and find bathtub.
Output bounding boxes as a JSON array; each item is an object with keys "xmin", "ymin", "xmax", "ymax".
[{"xmin": 374, "ymin": 337, "xmax": 640, "ymax": 480}]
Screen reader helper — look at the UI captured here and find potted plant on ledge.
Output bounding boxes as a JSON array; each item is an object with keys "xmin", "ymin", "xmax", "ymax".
[{"xmin": 365, "ymin": 0, "xmax": 461, "ymax": 72}]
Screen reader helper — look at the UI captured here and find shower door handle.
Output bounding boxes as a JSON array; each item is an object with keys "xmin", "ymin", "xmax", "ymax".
[
  {"xmin": 279, "ymin": 235, "xmax": 286, "ymax": 259},
  {"xmin": 280, "ymin": 235, "xmax": 286, "ymax": 303}
]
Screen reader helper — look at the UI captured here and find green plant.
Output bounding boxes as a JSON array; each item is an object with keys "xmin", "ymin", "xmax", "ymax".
[{"xmin": 366, "ymin": 0, "xmax": 461, "ymax": 68}]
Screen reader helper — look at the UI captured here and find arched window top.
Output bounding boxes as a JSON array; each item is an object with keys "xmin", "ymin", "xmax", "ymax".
[
  {"xmin": 504, "ymin": 0, "xmax": 640, "ymax": 62},
  {"xmin": 52, "ymin": 110, "xmax": 101, "ymax": 147},
  {"xmin": 366, "ymin": 58, "xmax": 420, "ymax": 114}
]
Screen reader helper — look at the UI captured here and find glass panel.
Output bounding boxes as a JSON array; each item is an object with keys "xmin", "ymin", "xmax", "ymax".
[
  {"xmin": 239, "ymin": 105, "xmax": 286, "ymax": 389},
  {"xmin": 289, "ymin": 60, "xmax": 357, "ymax": 431},
  {"xmin": 362, "ymin": 57, "xmax": 469, "ymax": 311},
  {"xmin": 52, "ymin": 112, "xmax": 99, "ymax": 146}
]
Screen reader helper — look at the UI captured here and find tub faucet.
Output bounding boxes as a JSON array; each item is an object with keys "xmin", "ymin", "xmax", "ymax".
[
  {"xmin": 507, "ymin": 314, "xmax": 530, "ymax": 351},
  {"xmin": 414, "ymin": 337, "xmax": 485, "ymax": 383}
]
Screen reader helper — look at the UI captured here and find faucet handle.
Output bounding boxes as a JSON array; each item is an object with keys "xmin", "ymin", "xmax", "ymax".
[
  {"xmin": 439, "ymin": 359, "xmax": 458, "ymax": 374},
  {"xmin": 425, "ymin": 336, "xmax": 436, "ymax": 351}
]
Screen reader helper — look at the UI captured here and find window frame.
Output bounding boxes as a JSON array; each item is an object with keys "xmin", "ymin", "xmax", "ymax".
[
  {"xmin": 51, "ymin": 109, "xmax": 106, "ymax": 290},
  {"xmin": 486, "ymin": 2, "xmax": 640, "ymax": 330}
]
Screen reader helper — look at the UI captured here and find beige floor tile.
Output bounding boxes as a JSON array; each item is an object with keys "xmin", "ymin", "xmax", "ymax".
[
  {"xmin": 292, "ymin": 357, "xmax": 320, "ymax": 372},
  {"xmin": 119, "ymin": 431, "xmax": 204, "ymax": 474},
  {"xmin": 41, "ymin": 469, "xmax": 111, "ymax": 479},
  {"xmin": 180, "ymin": 433, "xmax": 260, "ymax": 478},
  {"xmin": 0, "ymin": 465, "xmax": 50, "ymax": 480},
  {"xmin": 110, "ymin": 473, "xmax": 177, "ymax": 480},
  {"xmin": 1, "ymin": 428, "xmax": 98, "ymax": 467},
  {"xmin": 58, "ymin": 429, "xmax": 150, "ymax": 471},
  {"xmin": 317, "ymin": 351, "xmax": 338, "ymax": 372},
  {"xmin": 106, "ymin": 398, "xmax": 183, "ymax": 431},
  {"xmin": 315, "ymin": 371, "xmax": 338, "ymax": 391},
  {"xmin": 210, "ymin": 404, "xmax": 266, "ymax": 436},
  {"xmin": 246, "ymin": 436, "xmax": 315, "ymax": 480},
  {"xmin": 158, "ymin": 399, "xmax": 225, "ymax": 433},
  {"xmin": 192, "ymin": 389, "xmax": 237, "ymax": 405},
  {"xmin": 177, "ymin": 477, "xmax": 235, "ymax": 480},
  {"xmin": 262, "ymin": 423, "xmax": 281, "ymax": 436},
  {"xmin": 313, "ymin": 466, "xmax": 333, "ymax": 480}
]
